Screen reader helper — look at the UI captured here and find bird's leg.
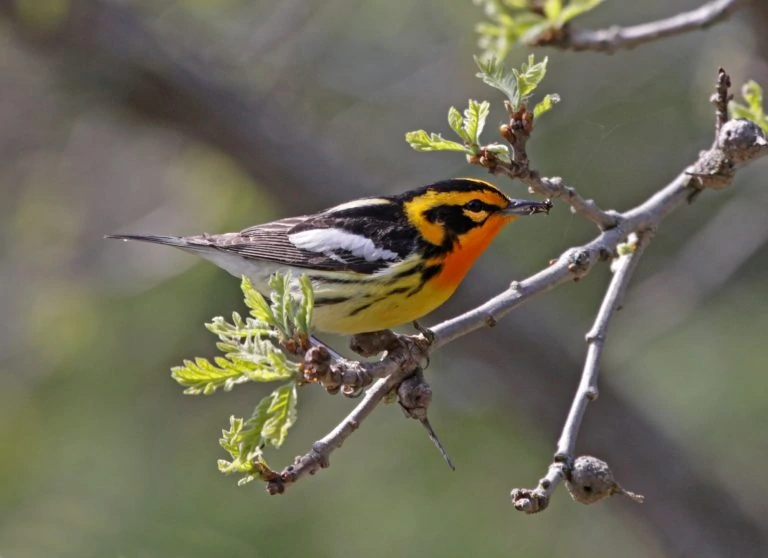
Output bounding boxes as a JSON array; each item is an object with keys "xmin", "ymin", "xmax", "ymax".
[{"xmin": 412, "ymin": 321, "xmax": 435, "ymax": 344}]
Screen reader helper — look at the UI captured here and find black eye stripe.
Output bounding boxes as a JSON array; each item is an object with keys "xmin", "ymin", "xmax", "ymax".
[
  {"xmin": 465, "ymin": 200, "xmax": 485, "ymax": 212},
  {"xmin": 465, "ymin": 200, "xmax": 502, "ymax": 213},
  {"xmin": 426, "ymin": 201, "xmax": 498, "ymax": 220}
]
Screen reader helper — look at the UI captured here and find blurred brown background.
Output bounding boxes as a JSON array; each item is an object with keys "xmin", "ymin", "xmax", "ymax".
[{"xmin": 1, "ymin": 1, "xmax": 767, "ymax": 557}]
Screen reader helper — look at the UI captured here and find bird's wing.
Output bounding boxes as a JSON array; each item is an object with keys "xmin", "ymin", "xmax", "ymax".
[{"xmin": 207, "ymin": 208, "xmax": 416, "ymax": 275}]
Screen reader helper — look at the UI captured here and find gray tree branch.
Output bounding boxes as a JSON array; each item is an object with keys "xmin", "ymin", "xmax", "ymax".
[
  {"xmin": 533, "ymin": 0, "xmax": 748, "ymax": 53},
  {"xmin": 278, "ymin": 115, "xmax": 767, "ymax": 500},
  {"xmin": 557, "ymin": 232, "xmax": 651, "ymax": 459},
  {"xmin": 510, "ymin": 231, "xmax": 651, "ymax": 513}
]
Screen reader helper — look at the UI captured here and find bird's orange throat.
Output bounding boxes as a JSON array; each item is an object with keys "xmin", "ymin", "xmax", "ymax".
[{"xmin": 429, "ymin": 214, "xmax": 514, "ymax": 292}]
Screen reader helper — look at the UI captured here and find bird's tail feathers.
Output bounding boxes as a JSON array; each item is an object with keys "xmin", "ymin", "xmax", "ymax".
[
  {"xmin": 104, "ymin": 234, "xmax": 199, "ymax": 249},
  {"xmin": 104, "ymin": 234, "xmax": 220, "ymax": 252}
]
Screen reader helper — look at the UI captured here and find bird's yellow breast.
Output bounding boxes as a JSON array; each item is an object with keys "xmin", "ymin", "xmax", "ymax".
[
  {"xmin": 309, "ymin": 264, "xmax": 443, "ymax": 334},
  {"xmin": 309, "ymin": 214, "xmax": 514, "ymax": 334}
]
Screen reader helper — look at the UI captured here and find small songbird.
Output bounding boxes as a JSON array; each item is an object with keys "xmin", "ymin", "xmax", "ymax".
[{"xmin": 107, "ymin": 178, "xmax": 551, "ymax": 334}]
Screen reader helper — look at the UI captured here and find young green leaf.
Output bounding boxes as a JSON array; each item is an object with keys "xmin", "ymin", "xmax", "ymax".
[
  {"xmin": 267, "ymin": 273, "xmax": 293, "ymax": 336},
  {"xmin": 518, "ymin": 21, "xmax": 558, "ymax": 45},
  {"xmin": 543, "ymin": 0, "xmax": 562, "ymax": 21},
  {"xmin": 217, "ymin": 395, "xmax": 272, "ymax": 476},
  {"xmin": 474, "ymin": 1, "xmax": 549, "ymax": 59},
  {"xmin": 495, "ymin": 0, "xmax": 531, "ymax": 10},
  {"xmin": 533, "ymin": 93, "xmax": 561, "ymax": 119},
  {"xmin": 205, "ymin": 314, "xmax": 275, "ymax": 339},
  {"xmin": 218, "ymin": 416, "xmax": 252, "ymax": 474},
  {"xmin": 616, "ymin": 241, "xmax": 637, "ymax": 257},
  {"xmin": 729, "ymin": 80, "xmax": 768, "ymax": 133},
  {"xmin": 261, "ymin": 383, "xmax": 298, "ymax": 448},
  {"xmin": 474, "ymin": 55, "xmax": 521, "ymax": 106},
  {"xmin": 171, "ymin": 344, "xmax": 297, "ymax": 395},
  {"xmin": 559, "ymin": 0, "xmax": 604, "ymax": 25},
  {"xmin": 236, "ymin": 396, "xmax": 273, "ymax": 459},
  {"xmin": 171, "ymin": 357, "xmax": 251, "ymax": 395},
  {"xmin": 474, "ymin": 54, "xmax": 549, "ymax": 110},
  {"xmin": 474, "ymin": 0, "xmax": 603, "ymax": 58},
  {"xmin": 514, "ymin": 54, "xmax": 548, "ymax": 102},
  {"xmin": 296, "ymin": 275, "xmax": 314, "ymax": 337},
  {"xmin": 729, "ymin": 104, "xmax": 753, "ymax": 121},
  {"xmin": 484, "ymin": 143, "xmax": 512, "ymax": 163},
  {"xmin": 241, "ymin": 277, "xmax": 275, "ymax": 325},
  {"xmin": 217, "ymin": 381, "xmax": 299, "ymax": 484},
  {"xmin": 464, "ymin": 100, "xmax": 491, "ymax": 145},
  {"xmin": 743, "ymin": 81, "xmax": 764, "ymax": 112},
  {"xmin": 405, "ymin": 130, "xmax": 467, "ymax": 152},
  {"xmin": 448, "ymin": 106, "xmax": 470, "ymax": 143}
]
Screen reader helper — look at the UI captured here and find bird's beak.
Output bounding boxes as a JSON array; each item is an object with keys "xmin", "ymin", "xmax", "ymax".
[{"xmin": 503, "ymin": 199, "xmax": 553, "ymax": 216}]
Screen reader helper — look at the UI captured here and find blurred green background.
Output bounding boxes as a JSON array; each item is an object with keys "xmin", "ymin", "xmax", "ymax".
[{"xmin": 2, "ymin": 1, "xmax": 767, "ymax": 557}]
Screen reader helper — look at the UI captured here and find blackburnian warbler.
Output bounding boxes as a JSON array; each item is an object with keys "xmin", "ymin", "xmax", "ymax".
[{"xmin": 108, "ymin": 178, "xmax": 550, "ymax": 334}]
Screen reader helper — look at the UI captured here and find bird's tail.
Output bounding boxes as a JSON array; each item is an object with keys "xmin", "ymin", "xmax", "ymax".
[{"xmin": 104, "ymin": 234, "xmax": 192, "ymax": 248}]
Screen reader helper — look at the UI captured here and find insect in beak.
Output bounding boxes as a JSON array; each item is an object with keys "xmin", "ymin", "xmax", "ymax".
[{"xmin": 503, "ymin": 199, "xmax": 553, "ymax": 216}]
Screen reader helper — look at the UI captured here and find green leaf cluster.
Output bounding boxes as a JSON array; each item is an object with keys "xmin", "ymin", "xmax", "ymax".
[
  {"xmin": 172, "ymin": 272, "xmax": 313, "ymax": 485},
  {"xmin": 405, "ymin": 55, "xmax": 558, "ymax": 157},
  {"xmin": 474, "ymin": 54, "xmax": 558, "ymax": 115},
  {"xmin": 474, "ymin": 0, "xmax": 604, "ymax": 60},
  {"xmin": 218, "ymin": 383, "xmax": 298, "ymax": 485},
  {"xmin": 406, "ymin": 100, "xmax": 497, "ymax": 159},
  {"xmin": 729, "ymin": 81, "xmax": 768, "ymax": 133},
  {"xmin": 172, "ymin": 275, "xmax": 312, "ymax": 395}
]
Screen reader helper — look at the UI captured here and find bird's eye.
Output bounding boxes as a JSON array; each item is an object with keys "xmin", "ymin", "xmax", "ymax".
[{"xmin": 465, "ymin": 200, "xmax": 484, "ymax": 212}]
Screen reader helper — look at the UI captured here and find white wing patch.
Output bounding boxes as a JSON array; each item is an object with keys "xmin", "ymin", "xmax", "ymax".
[
  {"xmin": 288, "ymin": 228, "xmax": 399, "ymax": 262},
  {"xmin": 324, "ymin": 197, "xmax": 391, "ymax": 213}
]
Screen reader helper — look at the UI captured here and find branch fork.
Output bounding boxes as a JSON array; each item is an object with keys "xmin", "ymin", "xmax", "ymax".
[
  {"xmin": 267, "ymin": 330, "xmax": 433, "ymax": 494},
  {"xmin": 261, "ymin": 68, "xmax": 768, "ymax": 505},
  {"xmin": 480, "ymin": 105, "xmax": 620, "ymax": 230}
]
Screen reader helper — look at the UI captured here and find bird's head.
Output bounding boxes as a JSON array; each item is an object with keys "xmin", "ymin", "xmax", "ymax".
[{"xmin": 401, "ymin": 178, "xmax": 551, "ymax": 249}]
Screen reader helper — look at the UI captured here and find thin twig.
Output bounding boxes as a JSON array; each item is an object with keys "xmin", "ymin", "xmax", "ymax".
[
  {"xmin": 267, "ymin": 377, "xmax": 398, "ymax": 494},
  {"xmin": 510, "ymin": 462, "xmax": 566, "ymax": 514},
  {"xmin": 491, "ymin": 164, "xmax": 620, "ymax": 229},
  {"xmin": 536, "ymin": 0, "xmax": 748, "ymax": 53},
  {"xmin": 524, "ymin": 175, "xmax": 620, "ymax": 230},
  {"xmin": 556, "ymin": 232, "xmax": 651, "ymax": 460},
  {"xmin": 486, "ymin": 113, "xmax": 619, "ymax": 230},
  {"xmin": 511, "ymin": 232, "xmax": 651, "ymax": 513},
  {"xmin": 267, "ymin": 334, "xmax": 430, "ymax": 493},
  {"xmin": 713, "ymin": 68, "xmax": 733, "ymax": 137}
]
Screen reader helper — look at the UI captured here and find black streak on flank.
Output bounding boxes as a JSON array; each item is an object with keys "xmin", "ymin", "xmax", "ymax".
[
  {"xmin": 315, "ymin": 296, "xmax": 351, "ymax": 306},
  {"xmin": 384, "ymin": 263, "xmax": 423, "ymax": 284},
  {"xmin": 385, "ymin": 286, "xmax": 410, "ymax": 296},
  {"xmin": 408, "ymin": 264, "xmax": 443, "ymax": 297},
  {"xmin": 349, "ymin": 299, "xmax": 379, "ymax": 316}
]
